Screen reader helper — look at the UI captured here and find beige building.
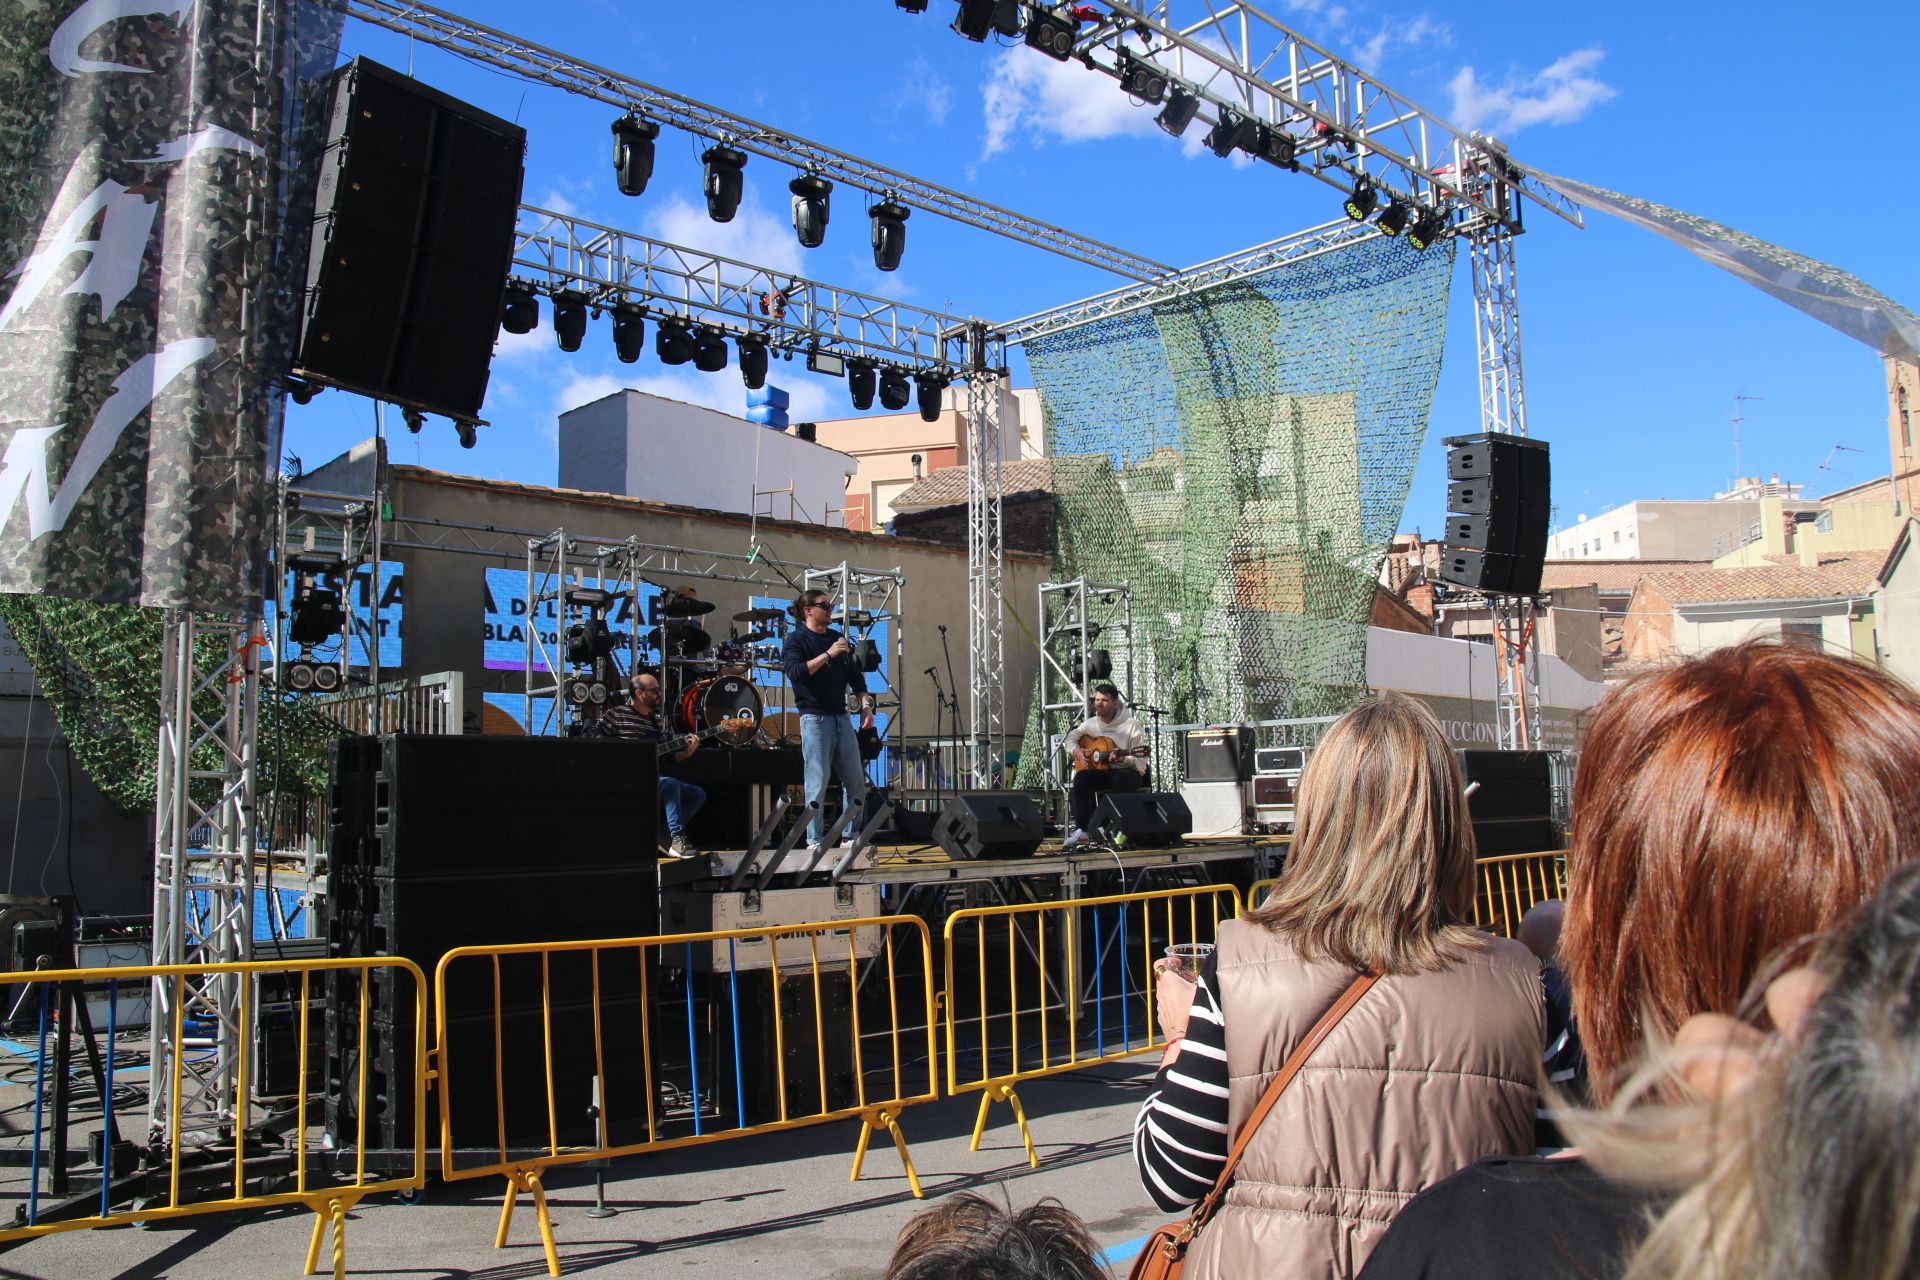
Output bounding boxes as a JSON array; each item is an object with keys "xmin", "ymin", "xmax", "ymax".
[
  {"xmin": 1622, "ymin": 553, "xmax": 1880, "ymax": 664},
  {"xmin": 1885, "ymin": 357, "xmax": 1920, "ymax": 517},
  {"xmin": 1874, "ymin": 519, "xmax": 1920, "ymax": 685},
  {"xmin": 809, "ymin": 386, "xmax": 1044, "ymax": 533},
  {"xmin": 1549, "ymin": 486, "xmax": 1822, "ymax": 562}
]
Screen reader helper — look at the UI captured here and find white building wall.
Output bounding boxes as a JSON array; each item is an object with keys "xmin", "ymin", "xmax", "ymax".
[
  {"xmin": 1875, "ymin": 524, "xmax": 1920, "ymax": 684},
  {"xmin": 559, "ymin": 390, "xmax": 858, "ymax": 525}
]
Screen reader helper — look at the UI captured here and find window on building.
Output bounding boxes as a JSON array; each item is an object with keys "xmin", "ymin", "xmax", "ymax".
[
  {"xmin": 1613, "ymin": 530, "xmax": 1620, "ymax": 545},
  {"xmin": 1902, "ymin": 384, "xmax": 1911, "ymax": 450}
]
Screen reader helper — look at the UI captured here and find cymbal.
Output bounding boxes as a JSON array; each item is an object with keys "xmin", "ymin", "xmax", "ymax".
[
  {"xmin": 663, "ymin": 594, "xmax": 716, "ymax": 617},
  {"xmin": 646, "ymin": 623, "xmax": 711, "ymax": 654},
  {"xmin": 732, "ymin": 606, "xmax": 787, "ymax": 623},
  {"xmin": 742, "ymin": 629, "xmax": 779, "ymax": 643}
]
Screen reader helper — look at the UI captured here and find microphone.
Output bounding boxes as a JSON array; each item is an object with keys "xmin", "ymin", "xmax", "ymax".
[
  {"xmin": 938, "ymin": 624, "xmax": 947, "ymax": 634},
  {"xmin": 924, "ymin": 666, "xmax": 937, "ymax": 677}
]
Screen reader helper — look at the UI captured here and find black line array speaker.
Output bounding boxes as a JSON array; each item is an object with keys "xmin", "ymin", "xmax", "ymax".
[
  {"xmin": 931, "ymin": 792, "xmax": 1045, "ymax": 860},
  {"xmin": 1095, "ymin": 791, "xmax": 1193, "ymax": 849},
  {"xmin": 1437, "ymin": 432, "xmax": 1551, "ymax": 596},
  {"xmin": 324, "ymin": 735, "xmax": 659, "ymax": 1155},
  {"xmin": 297, "ymin": 58, "xmax": 526, "ymax": 422},
  {"xmin": 1457, "ymin": 749, "xmax": 1558, "ymax": 854}
]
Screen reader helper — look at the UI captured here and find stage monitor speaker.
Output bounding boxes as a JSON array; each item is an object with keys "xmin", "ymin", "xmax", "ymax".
[
  {"xmin": 1094, "ymin": 791, "xmax": 1193, "ymax": 849},
  {"xmin": 1439, "ymin": 432, "xmax": 1550, "ymax": 597},
  {"xmin": 1458, "ymin": 749, "xmax": 1554, "ymax": 822},
  {"xmin": 1183, "ymin": 726, "xmax": 1249, "ymax": 783},
  {"xmin": 297, "ymin": 58, "xmax": 526, "ymax": 422},
  {"xmin": 931, "ymin": 792, "xmax": 1044, "ymax": 860}
]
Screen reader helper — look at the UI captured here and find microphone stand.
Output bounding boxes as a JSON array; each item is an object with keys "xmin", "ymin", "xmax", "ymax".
[
  {"xmin": 1133, "ymin": 701, "xmax": 1168, "ymax": 788},
  {"xmin": 925, "ymin": 666, "xmax": 945, "ymax": 812},
  {"xmin": 938, "ymin": 624, "xmax": 965, "ymax": 789}
]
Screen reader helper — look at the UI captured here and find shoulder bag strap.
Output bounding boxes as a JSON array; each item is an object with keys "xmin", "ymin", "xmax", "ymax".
[{"xmin": 1183, "ymin": 969, "xmax": 1381, "ymax": 1233}]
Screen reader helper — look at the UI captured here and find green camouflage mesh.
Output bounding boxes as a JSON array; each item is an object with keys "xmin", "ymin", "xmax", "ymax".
[{"xmin": 1017, "ymin": 236, "xmax": 1455, "ymax": 785}]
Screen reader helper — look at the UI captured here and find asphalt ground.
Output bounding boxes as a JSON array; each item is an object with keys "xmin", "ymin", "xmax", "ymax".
[{"xmin": 0, "ymin": 1061, "xmax": 1165, "ymax": 1280}]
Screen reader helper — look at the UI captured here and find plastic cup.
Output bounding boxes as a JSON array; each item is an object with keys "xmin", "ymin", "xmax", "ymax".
[{"xmin": 1163, "ymin": 942, "xmax": 1214, "ymax": 980}]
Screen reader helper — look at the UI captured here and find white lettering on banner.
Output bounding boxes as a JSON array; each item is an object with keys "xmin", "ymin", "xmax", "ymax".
[
  {"xmin": 0, "ymin": 173, "xmax": 156, "ymax": 332},
  {"xmin": 48, "ymin": 0, "xmax": 194, "ymax": 78},
  {"xmin": 0, "ymin": 338, "xmax": 216, "ymax": 539},
  {"xmin": 133, "ymin": 126, "xmax": 263, "ymax": 164}
]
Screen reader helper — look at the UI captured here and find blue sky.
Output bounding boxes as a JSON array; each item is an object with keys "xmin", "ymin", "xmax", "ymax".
[{"xmin": 291, "ymin": 1, "xmax": 1920, "ymax": 540}]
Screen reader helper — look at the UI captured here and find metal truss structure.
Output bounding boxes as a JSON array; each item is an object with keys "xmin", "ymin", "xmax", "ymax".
[
  {"xmin": 345, "ymin": 0, "xmax": 1174, "ymax": 281},
  {"xmin": 149, "ymin": 612, "xmax": 260, "ymax": 1148},
  {"xmin": 521, "ymin": 532, "xmax": 643, "ymax": 737},
  {"xmin": 963, "ymin": 362, "xmax": 1008, "ymax": 788},
  {"xmin": 1037, "ymin": 580, "xmax": 1135, "ymax": 798},
  {"xmin": 511, "ymin": 206, "xmax": 998, "ymax": 375},
  {"xmin": 1069, "ymin": 2, "xmax": 1581, "ymax": 236}
]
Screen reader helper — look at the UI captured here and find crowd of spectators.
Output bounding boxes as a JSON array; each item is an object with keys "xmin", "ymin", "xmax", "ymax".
[{"xmin": 880, "ymin": 640, "xmax": 1920, "ymax": 1280}]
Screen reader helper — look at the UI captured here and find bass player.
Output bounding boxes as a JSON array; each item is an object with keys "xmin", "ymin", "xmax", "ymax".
[
  {"xmin": 589, "ymin": 671, "xmax": 707, "ymax": 858},
  {"xmin": 1064, "ymin": 682, "xmax": 1148, "ymax": 848}
]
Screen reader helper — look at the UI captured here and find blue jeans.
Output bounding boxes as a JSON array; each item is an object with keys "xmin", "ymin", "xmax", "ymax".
[
  {"xmin": 660, "ymin": 776, "xmax": 706, "ymax": 838},
  {"xmin": 800, "ymin": 713, "xmax": 868, "ymax": 843}
]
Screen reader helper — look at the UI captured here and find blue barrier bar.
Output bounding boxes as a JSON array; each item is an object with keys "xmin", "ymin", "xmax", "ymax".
[
  {"xmin": 29, "ymin": 984, "xmax": 48, "ymax": 1227},
  {"xmin": 727, "ymin": 940, "xmax": 745, "ymax": 1125},
  {"xmin": 1119, "ymin": 902, "xmax": 1130, "ymax": 1049},
  {"xmin": 683, "ymin": 941, "xmax": 702, "ymax": 1137},
  {"xmin": 101, "ymin": 980, "xmax": 117, "ymax": 1218},
  {"xmin": 1093, "ymin": 906, "xmax": 1105, "ymax": 1057}
]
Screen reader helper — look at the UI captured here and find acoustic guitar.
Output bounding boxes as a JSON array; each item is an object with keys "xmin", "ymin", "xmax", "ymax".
[{"xmin": 1073, "ymin": 735, "xmax": 1149, "ymax": 772}]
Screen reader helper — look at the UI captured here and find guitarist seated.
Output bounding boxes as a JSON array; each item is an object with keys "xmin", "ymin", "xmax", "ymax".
[
  {"xmin": 589, "ymin": 672, "xmax": 707, "ymax": 858},
  {"xmin": 1065, "ymin": 682, "xmax": 1148, "ymax": 848}
]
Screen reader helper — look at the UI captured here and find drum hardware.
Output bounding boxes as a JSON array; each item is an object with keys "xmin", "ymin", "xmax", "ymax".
[
  {"xmin": 732, "ymin": 606, "xmax": 788, "ymax": 623},
  {"xmin": 834, "ymin": 609, "xmax": 874, "ymax": 628},
  {"xmin": 741, "ymin": 629, "xmax": 779, "ymax": 644}
]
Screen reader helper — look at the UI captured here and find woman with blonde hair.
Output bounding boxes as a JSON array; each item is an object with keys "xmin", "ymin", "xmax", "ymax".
[{"xmin": 1135, "ymin": 691, "xmax": 1542, "ymax": 1280}]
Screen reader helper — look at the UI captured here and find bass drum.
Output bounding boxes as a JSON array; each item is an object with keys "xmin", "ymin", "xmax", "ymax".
[{"xmin": 677, "ymin": 676, "xmax": 762, "ymax": 747}]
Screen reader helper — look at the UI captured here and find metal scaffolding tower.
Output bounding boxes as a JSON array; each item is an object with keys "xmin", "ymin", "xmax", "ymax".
[
  {"xmin": 1037, "ymin": 579, "xmax": 1135, "ymax": 799},
  {"xmin": 149, "ymin": 611, "xmax": 260, "ymax": 1147},
  {"xmin": 963, "ymin": 347, "xmax": 1008, "ymax": 788}
]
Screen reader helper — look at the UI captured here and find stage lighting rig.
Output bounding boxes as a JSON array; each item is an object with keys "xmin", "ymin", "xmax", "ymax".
[
  {"xmin": 738, "ymin": 333, "xmax": 769, "ymax": 388},
  {"xmin": 1375, "ymin": 198, "xmax": 1409, "ymax": 237},
  {"xmin": 1406, "ymin": 207, "xmax": 1446, "ymax": 250},
  {"xmin": 895, "ymin": 0, "xmax": 928, "ymax": 10},
  {"xmin": 287, "ymin": 556, "xmax": 347, "ymax": 647},
  {"xmin": 500, "ymin": 282, "xmax": 539, "ymax": 335},
  {"xmin": 455, "ymin": 420, "xmax": 478, "ymax": 449},
  {"xmin": 878, "ymin": 366, "xmax": 911, "ymax": 411},
  {"xmin": 1255, "ymin": 125, "xmax": 1299, "ymax": 172},
  {"xmin": 566, "ymin": 618, "xmax": 619, "ymax": 664},
  {"xmin": 914, "ymin": 371, "xmax": 948, "ymax": 422},
  {"xmin": 656, "ymin": 317, "xmax": 695, "ymax": 365},
  {"xmin": 285, "ymin": 378, "xmax": 322, "ymax": 405},
  {"xmin": 871, "ymin": 199, "xmax": 910, "ymax": 272},
  {"xmin": 401, "ymin": 407, "xmax": 425, "ymax": 434},
  {"xmin": 1024, "ymin": 5, "xmax": 1078, "ymax": 60},
  {"xmin": 702, "ymin": 143, "xmax": 747, "ymax": 222},
  {"xmin": 790, "ymin": 172, "xmax": 832, "ymax": 248},
  {"xmin": 282, "ymin": 660, "xmax": 341, "ymax": 694},
  {"xmin": 951, "ymin": 0, "xmax": 1017, "ymax": 41},
  {"xmin": 1343, "ymin": 180, "xmax": 1377, "ymax": 222},
  {"xmin": 1115, "ymin": 48, "xmax": 1166, "ymax": 103},
  {"xmin": 612, "ymin": 113, "xmax": 660, "ymax": 197},
  {"xmin": 847, "ymin": 358, "xmax": 877, "ymax": 410},
  {"xmin": 1156, "ymin": 87, "xmax": 1200, "ymax": 137},
  {"xmin": 552, "ymin": 290, "xmax": 589, "ymax": 352},
  {"xmin": 612, "ymin": 301, "xmax": 646, "ymax": 363},
  {"xmin": 1205, "ymin": 108, "xmax": 1257, "ymax": 159},
  {"xmin": 692, "ymin": 327, "xmax": 729, "ymax": 372}
]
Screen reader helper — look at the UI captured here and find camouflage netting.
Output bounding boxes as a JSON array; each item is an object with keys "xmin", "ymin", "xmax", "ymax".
[
  {"xmin": 1017, "ymin": 236, "xmax": 1455, "ymax": 784},
  {"xmin": 0, "ymin": 594, "xmax": 335, "ymax": 814}
]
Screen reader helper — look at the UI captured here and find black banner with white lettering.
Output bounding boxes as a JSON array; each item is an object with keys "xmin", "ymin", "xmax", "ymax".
[{"xmin": 0, "ymin": 1, "xmax": 341, "ymax": 611}]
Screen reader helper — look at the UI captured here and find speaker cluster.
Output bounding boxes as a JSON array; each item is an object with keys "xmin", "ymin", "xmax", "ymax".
[{"xmin": 1437, "ymin": 432, "xmax": 1551, "ymax": 596}]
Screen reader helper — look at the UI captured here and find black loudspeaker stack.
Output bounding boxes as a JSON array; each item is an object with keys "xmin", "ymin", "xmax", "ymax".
[
  {"xmin": 296, "ymin": 58, "xmax": 526, "ymax": 423},
  {"xmin": 1457, "ymin": 749, "xmax": 1557, "ymax": 854},
  {"xmin": 931, "ymin": 792, "xmax": 1046, "ymax": 860},
  {"xmin": 324, "ymin": 736, "xmax": 659, "ymax": 1155},
  {"xmin": 1094, "ymin": 792, "xmax": 1193, "ymax": 849},
  {"xmin": 1437, "ymin": 432, "xmax": 1551, "ymax": 596}
]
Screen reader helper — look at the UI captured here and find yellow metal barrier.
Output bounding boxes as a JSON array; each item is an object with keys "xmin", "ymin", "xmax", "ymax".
[
  {"xmin": 1472, "ymin": 850, "xmax": 1569, "ymax": 938},
  {"xmin": 0, "ymin": 956, "xmax": 426, "ymax": 1280},
  {"xmin": 435, "ymin": 915, "xmax": 939, "ymax": 1276},
  {"xmin": 1253, "ymin": 853, "xmax": 1568, "ymax": 935},
  {"xmin": 942, "ymin": 884, "xmax": 1241, "ymax": 1165}
]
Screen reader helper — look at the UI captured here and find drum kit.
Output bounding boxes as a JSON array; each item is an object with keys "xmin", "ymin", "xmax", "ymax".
[{"xmin": 646, "ymin": 591, "xmax": 797, "ymax": 747}]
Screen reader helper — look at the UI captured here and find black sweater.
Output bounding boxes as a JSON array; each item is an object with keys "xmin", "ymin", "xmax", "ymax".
[{"xmin": 781, "ymin": 625, "xmax": 869, "ymax": 715}]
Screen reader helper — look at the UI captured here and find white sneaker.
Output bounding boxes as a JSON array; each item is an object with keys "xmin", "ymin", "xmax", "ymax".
[{"xmin": 668, "ymin": 834, "xmax": 700, "ymax": 859}]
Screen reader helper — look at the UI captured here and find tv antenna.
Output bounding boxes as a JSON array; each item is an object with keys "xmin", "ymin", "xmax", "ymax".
[{"xmin": 1732, "ymin": 393, "xmax": 1763, "ymax": 487}]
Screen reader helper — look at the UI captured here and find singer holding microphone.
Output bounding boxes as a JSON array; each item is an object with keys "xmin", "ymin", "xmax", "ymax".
[{"xmin": 783, "ymin": 588, "xmax": 874, "ymax": 847}]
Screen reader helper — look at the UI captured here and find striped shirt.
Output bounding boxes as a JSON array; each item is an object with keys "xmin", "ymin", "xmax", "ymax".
[{"xmin": 1133, "ymin": 954, "xmax": 1231, "ymax": 1211}]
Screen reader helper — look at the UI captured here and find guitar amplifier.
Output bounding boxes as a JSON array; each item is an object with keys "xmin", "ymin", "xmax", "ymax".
[
  {"xmin": 1182, "ymin": 727, "xmax": 1249, "ymax": 783},
  {"xmin": 1252, "ymin": 746, "xmax": 1308, "ymax": 775}
]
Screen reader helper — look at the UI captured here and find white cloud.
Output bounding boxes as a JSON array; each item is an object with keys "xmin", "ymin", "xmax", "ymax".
[
  {"xmin": 553, "ymin": 371, "xmax": 626, "ymax": 423},
  {"xmin": 895, "ymin": 58, "xmax": 953, "ymax": 126},
  {"xmin": 1351, "ymin": 15, "xmax": 1451, "ymax": 71},
  {"xmin": 492, "ymin": 325, "xmax": 551, "ymax": 363},
  {"xmin": 980, "ymin": 48, "xmax": 1159, "ymax": 161},
  {"xmin": 1448, "ymin": 48, "xmax": 1616, "ymax": 136},
  {"xmin": 536, "ymin": 188, "xmax": 579, "ymax": 216},
  {"xmin": 645, "ymin": 191, "xmax": 806, "ymax": 277}
]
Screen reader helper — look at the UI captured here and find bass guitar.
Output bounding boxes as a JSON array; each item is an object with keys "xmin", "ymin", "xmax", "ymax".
[
  {"xmin": 659, "ymin": 714, "xmax": 756, "ymax": 756},
  {"xmin": 1073, "ymin": 735, "xmax": 1149, "ymax": 772}
]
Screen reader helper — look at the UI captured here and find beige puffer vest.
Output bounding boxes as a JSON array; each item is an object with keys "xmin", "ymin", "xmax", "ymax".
[{"xmin": 1183, "ymin": 917, "xmax": 1542, "ymax": 1280}]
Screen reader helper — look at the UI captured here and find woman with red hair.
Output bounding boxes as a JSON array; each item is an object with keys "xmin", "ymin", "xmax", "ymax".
[{"xmin": 1360, "ymin": 640, "xmax": 1920, "ymax": 1279}]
